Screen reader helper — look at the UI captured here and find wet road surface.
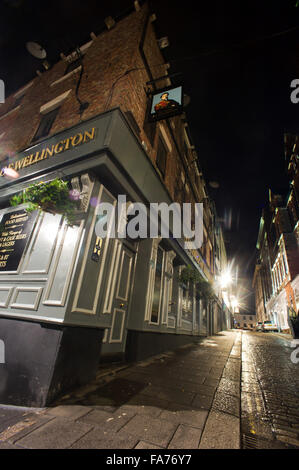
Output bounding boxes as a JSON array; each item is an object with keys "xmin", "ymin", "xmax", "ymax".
[{"xmin": 241, "ymin": 331, "xmax": 299, "ymax": 448}]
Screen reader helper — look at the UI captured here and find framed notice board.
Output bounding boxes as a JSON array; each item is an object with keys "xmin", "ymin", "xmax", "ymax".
[{"xmin": 0, "ymin": 209, "xmax": 38, "ymax": 272}]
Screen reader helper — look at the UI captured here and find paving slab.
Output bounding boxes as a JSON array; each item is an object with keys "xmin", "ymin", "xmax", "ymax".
[
  {"xmin": 135, "ymin": 440, "xmax": 164, "ymax": 449},
  {"xmin": 14, "ymin": 417, "xmax": 93, "ymax": 449},
  {"xmin": 168, "ymin": 424, "xmax": 202, "ymax": 449},
  {"xmin": 198, "ymin": 410, "xmax": 240, "ymax": 449},
  {"xmin": 77, "ymin": 408, "xmax": 136, "ymax": 432},
  {"xmin": 0, "ymin": 408, "xmax": 28, "ymax": 433},
  {"xmin": 45, "ymin": 405, "xmax": 92, "ymax": 420},
  {"xmin": 159, "ymin": 407, "xmax": 208, "ymax": 429},
  {"xmin": 120, "ymin": 414, "xmax": 178, "ymax": 448},
  {"xmin": 0, "ymin": 412, "xmax": 54, "ymax": 444},
  {"xmin": 70, "ymin": 428, "xmax": 139, "ymax": 449}
]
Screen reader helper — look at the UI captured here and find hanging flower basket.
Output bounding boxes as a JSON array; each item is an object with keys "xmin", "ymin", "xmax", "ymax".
[
  {"xmin": 179, "ymin": 265, "xmax": 215, "ymax": 300},
  {"xmin": 10, "ymin": 178, "xmax": 81, "ymax": 225}
]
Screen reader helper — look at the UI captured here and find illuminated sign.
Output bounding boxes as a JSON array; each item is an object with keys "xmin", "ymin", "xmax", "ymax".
[
  {"xmin": 148, "ymin": 86, "xmax": 183, "ymax": 122},
  {"xmin": 0, "ymin": 209, "xmax": 38, "ymax": 271},
  {"xmin": 0, "ymin": 127, "xmax": 96, "ymax": 177}
]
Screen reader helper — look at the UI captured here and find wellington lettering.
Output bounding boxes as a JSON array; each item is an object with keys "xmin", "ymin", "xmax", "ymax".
[{"xmin": 0, "ymin": 127, "xmax": 96, "ymax": 176}]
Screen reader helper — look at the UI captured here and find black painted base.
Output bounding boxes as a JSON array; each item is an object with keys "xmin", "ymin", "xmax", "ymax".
[
  {"xmin": 0, "ymin": 317, "xmax": 103, "ymax": 407},
  {"xmin": 125, "ymin": 329, "xmax": 200, "ymax": 362}
]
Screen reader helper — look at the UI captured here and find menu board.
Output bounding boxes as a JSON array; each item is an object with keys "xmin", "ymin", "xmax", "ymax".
[{"xmin": 0, "ymin": 209, "xmax": 38, "ymax": 272}]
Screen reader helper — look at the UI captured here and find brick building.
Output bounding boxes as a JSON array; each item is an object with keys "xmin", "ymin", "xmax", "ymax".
[
  {"xmin": 0, "ymin": 2, "xmax": 230, "ymax": 406},
  {"xmin": 233, "ymin": 313, "xmax": 256, "ymax": 330},
  {"xmin": 253, "ymin": 133, "xmax": 299, "ymax": 334}
]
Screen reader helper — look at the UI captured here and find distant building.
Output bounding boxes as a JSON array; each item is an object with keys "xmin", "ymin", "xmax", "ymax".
[
  {"xmin": 253, "ymin": 133, "xmax": 299, "ymax": 333},
  {"xmin": 233, "ymin": 313, "xmax": 256, "ymax": 329},
  {"xmin": 0, "ymin": 2, "xmax": 231, "ymax": 406}
]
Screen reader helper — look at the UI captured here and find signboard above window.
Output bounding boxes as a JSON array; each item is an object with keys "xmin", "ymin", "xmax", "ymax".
[{"xmin": 148, "ymin": 85, "xmax": 183, "ymax": 122}]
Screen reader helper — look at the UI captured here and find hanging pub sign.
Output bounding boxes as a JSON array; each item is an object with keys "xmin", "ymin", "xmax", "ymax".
[
  {"xmin": 148, "ymin": 85, "xmax": 183, "ymax": 122},
  {"xmin": 0, "ymin": 209, "xmax": 38, "ymax": 271}
]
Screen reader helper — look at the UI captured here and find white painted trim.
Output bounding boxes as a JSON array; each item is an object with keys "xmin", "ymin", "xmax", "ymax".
[
  {"xmin": 0, "ymin": 278, "xmax": 47, "ymax": 282},
  {"xmin": 64, "ymin": 41, "xmax": 92, "ymax": 63},
  {"xmin": 102, "ymin": 240, "xmax": 122, "ymax": 313},
  {"xmin": 40, "ymin": 89, "xmax": 72, "ymax": 114},
  {"xmin": 102, "ymin": 328, "xmax": 108, "ymax": 343},
  {"xmin": 167, "ymin": 315, "xmax": 176, "ymax": 328},
  {"xmin": 13, "ymin": 81, "xmax": 33, "ymax": 99},
  {"xmin": 22, "ymin": 213, "xmax": 60, "ymax": 275},
  {"xmin": 115, "ymin": 250, "xmax": 133, "ymax": 302},
  {"xmin": 43, "ymin": 220, "xmax": 84, "ymax": 307},
  {"xmin": 10, "ymin": 287, "xmax": 43, "ymax": 310},
  {"xmin": 50, "ymin": 66, "xmax": 82, "ymax": 87},
  {"xmin": 181, "ymin": 319, "xmax": 193, "ymax": 330},
  {"xmin": 0, "ymin": 105, "xmax": 20, "ymax": 122},
  {"xmin": 71, "ymin": 186, "xmax": 116, "ymax": 315},
  {"xmin": 144, "ymin": 240, "xmax": 159, "ymax": 322},
  {"xmin": 0, "ymin": 311, "xmax": 64, "ymax": 323},
  {"xmin": 0, "ymin": 286, "xmax": 14, "ymax": 307},
  {"xmin": 149, "ymin": 245, "xmax": 165, "ymax": 326},
  {"xmin": 109, "ymin": 308, "xmax": 126, "ymax": 343}
]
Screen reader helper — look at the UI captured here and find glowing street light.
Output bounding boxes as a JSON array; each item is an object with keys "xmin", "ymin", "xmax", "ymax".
[{"xmin": 220, "ymin": 270, "xmax": 232, "ymax": 289}]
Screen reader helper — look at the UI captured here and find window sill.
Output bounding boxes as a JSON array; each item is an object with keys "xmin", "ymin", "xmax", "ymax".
[
  {"xmin": 0, "ymin": 105, "xmax": 21, "ymax": 122},
  {"xmin": 50, "ymin": 66, "xmax": 82, "ymax": 87}
]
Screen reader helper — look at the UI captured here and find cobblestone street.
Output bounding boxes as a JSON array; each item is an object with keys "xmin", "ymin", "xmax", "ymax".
[
  {"xmin": 241, "ymin": 331, "xmax": 299, "ymax": 449},
  {"xmin": 0, "ymin": 330, "xmax": 298, "ymax": 449}
]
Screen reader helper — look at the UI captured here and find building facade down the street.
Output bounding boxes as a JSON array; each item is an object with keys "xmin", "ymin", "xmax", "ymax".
[
  {"xmin": 233, "ymin": 313, "xmax": 256, "ymax": 329},
  {"xmin": 253, "ymin": 133, "xmax": 299, "ymax": 334},
  {"xmin": 0, "ymin": 2, "xmax": 231, "ymax": 406}
]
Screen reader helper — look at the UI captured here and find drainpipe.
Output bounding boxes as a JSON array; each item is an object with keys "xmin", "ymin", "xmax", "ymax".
[{"xmin": 139, "ymin": 9, "xmax": 156, "ymax": 90}]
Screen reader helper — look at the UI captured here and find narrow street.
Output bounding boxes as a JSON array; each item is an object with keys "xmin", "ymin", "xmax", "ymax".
[{"xmin": 0, "ymin": 330, "xmax": 298, "ymax": 449}]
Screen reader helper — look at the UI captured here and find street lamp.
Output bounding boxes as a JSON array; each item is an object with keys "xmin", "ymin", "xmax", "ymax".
[{"xmin": 219, "ymin": 269, "xmax": 232, "ymax": 289}]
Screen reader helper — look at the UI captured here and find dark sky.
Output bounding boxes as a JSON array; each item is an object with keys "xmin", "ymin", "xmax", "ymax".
[{"xmin": 1, "ymin": 0, "xmax": 299, "ymax": 312}]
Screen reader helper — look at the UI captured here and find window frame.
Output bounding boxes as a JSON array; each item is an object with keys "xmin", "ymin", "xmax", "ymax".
[{"xmin": 31, "ymin": 107, "xmax": 60, "ymax": 143}]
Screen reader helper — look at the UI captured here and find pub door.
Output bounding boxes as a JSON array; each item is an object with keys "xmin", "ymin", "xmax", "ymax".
[{"xmin": 100, "ymin": 240, "xmax": 136, "ymax": 359}]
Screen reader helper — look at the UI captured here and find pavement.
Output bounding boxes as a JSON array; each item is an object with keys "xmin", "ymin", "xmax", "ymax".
[{"xmin": 0, "ymin": 329, "xmax": 298, "ymax": 449}]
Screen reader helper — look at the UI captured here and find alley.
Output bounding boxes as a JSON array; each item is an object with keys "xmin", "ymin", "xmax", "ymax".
[{"xmin": 0, "ymin": 330, "xmax": 298, "ymax": 449}]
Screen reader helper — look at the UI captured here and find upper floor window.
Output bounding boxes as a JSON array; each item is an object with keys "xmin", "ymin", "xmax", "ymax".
[
  {"xmin": 156, "ymin": 136, "xmax": 167, "ymax": 178},
  {"xmin": 32, "ymin": 107, "xmax": 60, "ymax": 143}
]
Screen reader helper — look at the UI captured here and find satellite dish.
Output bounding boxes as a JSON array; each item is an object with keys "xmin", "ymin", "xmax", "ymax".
[{"xmin": 26, "ymin": 42, "xmax": 47, "ymax": 59}]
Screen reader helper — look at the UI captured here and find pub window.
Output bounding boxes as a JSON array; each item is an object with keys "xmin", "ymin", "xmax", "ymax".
[
  {"xmin": 156, "ymin": 136, "xmax": 167, "ymax": 178},
  {"xmin": 32, "ymin": 107, "xmax": 60, "ymax": 143},
  {"xmin": 150, "ymin": 245, "xmax": 164, "ymax": 324},
  {"xmin": 182, "ymin": 281, "xmax": 193, "ymax": 324},
  {"xmin": 64, "ymin": 57, "xmax": 82, "ymax": 76}
]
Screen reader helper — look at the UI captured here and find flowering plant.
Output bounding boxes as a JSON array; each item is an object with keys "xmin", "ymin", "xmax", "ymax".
[{"xmin": 10, "ymin": 178, "xmax": 79, "ymax": 225}]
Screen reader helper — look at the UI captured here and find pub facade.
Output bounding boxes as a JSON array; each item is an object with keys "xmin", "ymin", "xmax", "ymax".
[{"xmin": 0, "ymin": 2, "xmax": 231, "ymax": 406}]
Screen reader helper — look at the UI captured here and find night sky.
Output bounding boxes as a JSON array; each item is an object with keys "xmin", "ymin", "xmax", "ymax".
[{"xmin": 1, "ymin": 0, "xmax": 299, "ymax": 312}]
